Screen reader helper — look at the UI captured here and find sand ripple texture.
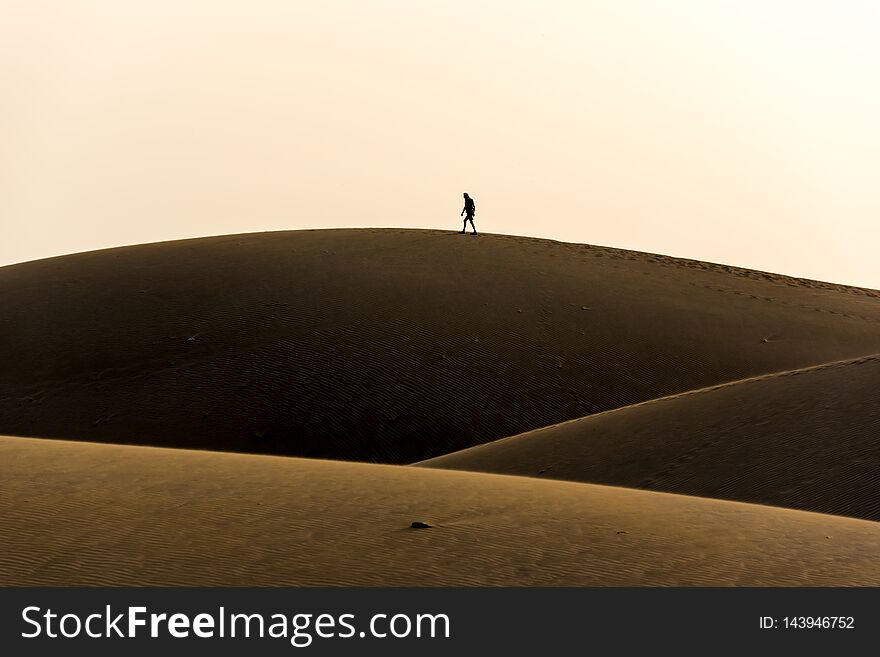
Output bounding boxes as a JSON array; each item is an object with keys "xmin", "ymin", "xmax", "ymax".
[{"xmin": 2, "ymin": 435, "xmax": 880, "ymax": 586}]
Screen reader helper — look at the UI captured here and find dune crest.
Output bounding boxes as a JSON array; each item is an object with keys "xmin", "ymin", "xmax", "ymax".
[
  {"xmin": 420, "ymin": 354, "xmax": 880, "ymax": 520},
  {"xmin": 3, "ymin": 229, "xmax": 880, "ymax": 463}
]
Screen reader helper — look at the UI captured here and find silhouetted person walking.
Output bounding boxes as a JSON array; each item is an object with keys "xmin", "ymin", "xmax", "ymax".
[{"xmin": 460, "ymin": 193, "xmax": 477, "ymax": 235}]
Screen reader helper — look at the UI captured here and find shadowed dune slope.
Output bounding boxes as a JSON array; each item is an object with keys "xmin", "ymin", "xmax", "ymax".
[
  {"xmin": 3, "ymin": 435, "xmax": 880, "ymax": 586},
  {"xmin": 420, "ymin": 355, "xmax": 880, "ymax": 521},
  {"xmin": 3, "ymin": 229, "xmax": 880, "ymax": 463}
]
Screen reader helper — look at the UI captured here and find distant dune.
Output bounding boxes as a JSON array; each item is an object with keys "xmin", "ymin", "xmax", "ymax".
[
  {"xmin": 3, "ymin": 228, "xmax": 880, "ymax": 463},
  {"xmin": 3, "ymin": 435, "xmax": 880, "ymax": 586},
  {"xmin": 419, "ymin": 354, "xmax": 880, "ymax": 521}
]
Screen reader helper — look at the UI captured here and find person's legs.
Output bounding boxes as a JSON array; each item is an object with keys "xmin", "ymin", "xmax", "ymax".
[
  {"xmin": 460, "ymin": 218, "xmax": 467, "ymax": 233},
  {"xmin": 468, "ymin": 216, "xmax": 477, "ymax": 234}
]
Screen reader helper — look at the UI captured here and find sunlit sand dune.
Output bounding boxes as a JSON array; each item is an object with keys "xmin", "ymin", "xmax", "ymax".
[
  {"xmin": 419, "ymin": 355, "xmax": 880, "ymax": 521},
  {"xmin": 2, "ymin": 435, "xmax": 879, "ymax": 586},
  {"xmin": 3, "ymin": 229, "xmax": 880, "ymax": 463}
]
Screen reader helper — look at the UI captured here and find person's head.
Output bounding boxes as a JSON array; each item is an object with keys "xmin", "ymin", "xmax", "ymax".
[{"xmin": 463, "ymin": 192, "xmax": 470, "ymax": 199}]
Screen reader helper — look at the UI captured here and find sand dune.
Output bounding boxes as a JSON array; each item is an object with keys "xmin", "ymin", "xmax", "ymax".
[
  {"xmin": 420, "ymin": 355, "xmax": 880, "ymax": 520},
  {"xmin": 2, "ymin": 434, "xmax": 880, "ymax": 586},
  {"xmin": 3, "ymin": 229, "xmax": 880, "ymax": 463}
]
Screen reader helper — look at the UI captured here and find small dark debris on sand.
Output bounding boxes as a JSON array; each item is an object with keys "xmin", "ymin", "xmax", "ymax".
[{"xmin": 410, "ymin": 521, "xmax": 432, "ymax": 529}]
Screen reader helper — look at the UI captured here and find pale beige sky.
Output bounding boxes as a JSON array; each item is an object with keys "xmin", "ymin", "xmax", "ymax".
[{"xmin": 2, "ymin": 1, "xmax": 880, "ymax": 287}]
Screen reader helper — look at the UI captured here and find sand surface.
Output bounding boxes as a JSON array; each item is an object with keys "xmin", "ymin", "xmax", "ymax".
[
  {"xmin": 3, "ymin": 435, "xmax": 880, "ymax": 586},
  {"xmin": 3, "ymin": 229, "xmax": 880, "ymax": 586},
  {"xmin": 3, "ymin": 229, "xmax": 880, "ymax": 463},
  {"xmin": 420, "ymin": 355, "xmax": 880, "ymax": 521}
]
